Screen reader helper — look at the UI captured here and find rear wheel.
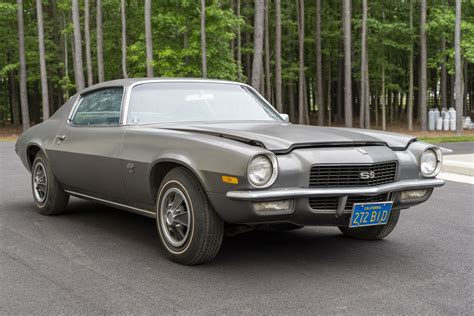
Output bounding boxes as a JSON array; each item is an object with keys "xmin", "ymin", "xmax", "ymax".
[
  {"xmin": 156, "ymin": 167, "xmax": 224, "ymax": 265},
  {"xmin": 31, "ymin": 152, "xmax": 69, "ymax": 215},
  {"xmin": 338, "ymin": 209, "xmax": 400, "ymax": 240}
]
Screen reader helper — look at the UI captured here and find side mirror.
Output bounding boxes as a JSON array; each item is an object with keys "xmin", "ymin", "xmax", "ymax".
[{"xmin": 280, "ymin": 113, "xmax": 290, "ymax": 122}]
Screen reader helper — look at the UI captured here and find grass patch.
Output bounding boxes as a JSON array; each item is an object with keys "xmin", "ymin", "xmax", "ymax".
[
  {"xmin": 0, "ymin": 136, "xmax": 18, "ymax": 142},
  {"xmin": 418, "ymin": 135, "xmax": 474, "ymax": 143}
]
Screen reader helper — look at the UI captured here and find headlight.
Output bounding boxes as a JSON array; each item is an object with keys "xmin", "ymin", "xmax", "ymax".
[
  {"xmin": 247, "ymin": 154, "xmax": 278, "ymax": 188},
  {"xmin": 420, "ymin": 148, "xmax": 442, "ymax": 177}
]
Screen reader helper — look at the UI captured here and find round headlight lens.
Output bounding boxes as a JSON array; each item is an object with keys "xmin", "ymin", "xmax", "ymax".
[
  {"xmin": 421, "ymin": 149, "xmax": 439, "ymax": 176},
  {"xmin": 248, "ymin": 155, "xmax": 275, "ymax": 187}
]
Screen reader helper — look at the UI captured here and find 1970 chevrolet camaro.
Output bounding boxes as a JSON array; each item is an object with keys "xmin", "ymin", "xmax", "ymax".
[{"xmin": 16, "ymin": 78, "xmax": 445, "ymax": 264}]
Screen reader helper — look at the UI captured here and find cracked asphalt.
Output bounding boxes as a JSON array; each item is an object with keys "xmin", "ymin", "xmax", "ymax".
[{"xmin": 0, "ymin": 142, "xmax": 472, "ymax": 314}]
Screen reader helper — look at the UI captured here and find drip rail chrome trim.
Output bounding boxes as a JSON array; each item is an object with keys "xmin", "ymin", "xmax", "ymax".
[
  {"xmin": 65, "ymin": 190, "xmax": 156, "ymax": 218},
  {"xmin": 226, "ymin": 178, "xmax": 445, "ymax": 201}
]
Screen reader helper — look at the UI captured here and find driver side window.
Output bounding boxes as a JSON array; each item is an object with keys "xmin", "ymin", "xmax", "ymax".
[{"xmin": 71, "ymin": 87, "xmax": 124, "ymax": 126}]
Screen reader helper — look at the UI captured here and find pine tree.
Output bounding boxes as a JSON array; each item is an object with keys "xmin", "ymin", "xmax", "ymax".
[
  {"xmin": 251, "ymin": 0, "xmax": 265, "ymax": 91},
  {"xmin": 145, "ymin": 0, "xmax": 154, "ymax": 77},
  {"xmin": 16, "ymin": 0, "xmax": 30, "ymax": 130},
  {"xmin": 36, "ymin": 0, "xmax": 49, "ymax": 120}
]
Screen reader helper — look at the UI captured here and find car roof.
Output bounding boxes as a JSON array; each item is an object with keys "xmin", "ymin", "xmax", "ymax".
[{"xmin": 80, "ymin": 78, "xmax": 245, "ymax": 95}]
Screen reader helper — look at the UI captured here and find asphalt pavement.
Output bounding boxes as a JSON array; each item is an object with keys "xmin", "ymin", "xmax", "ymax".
[
  {"xmin": 437, "ymin": 142, "xmax": 474, "ymax": 155},
  {"xmin": 0, "ymin": 142, "xmax": 473, "ymax": 315}
]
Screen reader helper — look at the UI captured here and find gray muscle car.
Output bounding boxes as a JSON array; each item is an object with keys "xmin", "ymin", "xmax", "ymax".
[{"xmin": 16, "ymin": 78, "xmax": 445, "ymax": 264}]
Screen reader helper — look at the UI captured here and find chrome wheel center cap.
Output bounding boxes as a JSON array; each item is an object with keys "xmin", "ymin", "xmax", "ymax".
[{"xmin": 166, "ymin": 211, "xmax": 174, "ymax": 226}]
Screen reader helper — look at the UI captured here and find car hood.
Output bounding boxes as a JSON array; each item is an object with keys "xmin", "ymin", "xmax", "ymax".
[{"xmin": 155, "ymin": 121, "xmax": 416, "ymax": 153}]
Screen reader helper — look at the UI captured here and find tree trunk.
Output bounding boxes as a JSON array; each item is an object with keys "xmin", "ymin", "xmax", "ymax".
[
  {"xmin": 408, "ymin": 0, "xmax": 414, "ymax": 130},
  {"xmin": 72, "ymin": 0, "xmax": 85, "ymax": 92},
  {"xmin": 245, "ymin": 31, "xmax": 251, "ymax": 81},
  {"xmin": 264, "ymin": 0, "xmax": 271, "ymax": 101},
  {"xmin": 84, "ymin": 0, "xmax": 93, "ymax": 86},
  {"xmin": 342, "ymin": 0, "xmax": 352, "ymax": 127},
  {"xmin": 419, "ymin": 0, "xmax": 427, "ymax": 130},
  {"xmin": 9, "ymin": 73, "xmax": 20, "ymax": 126},
  {"xmin": 62, "ymin": 13, "xmax": 70, "ymax": 100},
  {"xmin": 17, "ymin": 0, "xmax": 30, "ymax": 130},
  {"xmin": 8, "ymin": 48, "xmax": 20, "ymax": 126},
  {"xmin": 463, "ymin": 58, "xmax": 468, "ymax": 114},
  {"xmin": 432, "ymin": 69, "xmax": 438, "ymax": 108},
  {"xmin": 390, "ymin": 90, "xmax": 394, "ymax": 123},
  {"xmin": 230, "ymin": 0, "xmax": 235, "ymax": 62},
  {"xmin": 251, "ymin": 0, "xmax": 264, "ymax": 91},
  {"xmin": 144, "ymin": 0, "xmax": 154, "ymax": 77},
  {"xmin": 200, "ymin": 0, "xmax": 207, "ymax": 78},
  {"xmin": 274, "ymin": 0, "xmax": 282, "ymax": 112},
  {"xmin": 316, "ymin": 0, "xmax": 324, "ymax": 126},
  {"xmin": 381, "ymin": 63, "xmax": 386, "ymax": 131},
  {"xmin": 36, "ymin": 0, "xmax": 50, "ymax": 120},
  {"xmin": 336, "ymin": 52, "xmax": 343, "ymax": 124},
  {"xmin": 96, "ymin": 0, "xmax": 105, "ymax": 82},
  {"xmin": 375, "ymin": 89, "xmax": 379, "ymax": 127},
  {"xmin": 365, "ymin": 56, "xmax": 370, "ymax": 128},
  {"xmin": 360, "ymin": 0, "xmax": 368, "ymax": 128},
  {"xmin": 297, "ymin": 0, "xmax": 307, "ymax": 124},
  {"xmin": 237, "ymin": 0, "xmax": 242, "ymax": 81},
  {"xmin": 71, "ymin": 32, "xmax": 77, "ymax": 91},
  {"xmin": 327, "ymin": 62, "xmax": 332, "ymax": 126},
  {"xmin": 450, "ymin": 73, "xmax": 455, "ymax": 108},
  {"xmin": 454, "ymin": 0, "xmax": 462, "ymax": 135},
  {"xmin": 121, "ymin": 0, "xmax": 128, "ymax": 78},
  {"xmin": 289, "ymin": 82, "xmax": 295, "ymax": 122}
]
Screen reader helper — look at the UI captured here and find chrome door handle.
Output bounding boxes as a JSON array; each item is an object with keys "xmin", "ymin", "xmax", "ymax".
[{"xmin": 57, "ymin": 135, "xmax": 66, "ymax": 141}]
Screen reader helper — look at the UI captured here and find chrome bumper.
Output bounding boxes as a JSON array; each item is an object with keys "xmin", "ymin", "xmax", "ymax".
[{"xmin": 226, "ymin": 178, "xmax": 445, "ymax": 201}]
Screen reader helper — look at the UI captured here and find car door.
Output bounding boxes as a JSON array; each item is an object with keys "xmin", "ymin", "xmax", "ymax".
[{"xmin": 50, "ymin": 87, "xmax": 128, "ymax": 203}]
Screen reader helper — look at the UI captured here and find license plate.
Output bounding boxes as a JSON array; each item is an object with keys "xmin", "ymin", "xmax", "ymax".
[{"xmin": 349, "ymin": 202, "xmax": 393, "ymax": 228}]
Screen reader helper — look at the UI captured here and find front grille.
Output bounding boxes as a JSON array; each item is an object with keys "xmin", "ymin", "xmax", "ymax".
[
  {"xmin": 309, "ymin": 161, "xmax": 397, "ymax": 188},
  {"xmin": 309, "ymin": 194, "xmax": 389, "ymax": 211}
]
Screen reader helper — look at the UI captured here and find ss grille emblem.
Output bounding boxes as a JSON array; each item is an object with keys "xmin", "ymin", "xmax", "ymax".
[{"xmin": 359, "ymin": 171, "xmax": 375, "ymax": 179}]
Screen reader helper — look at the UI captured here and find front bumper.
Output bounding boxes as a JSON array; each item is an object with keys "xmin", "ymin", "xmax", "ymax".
[
  {"xmin": 226, "ymin": 178, "xmax": 445, "ymax": 200},
  {"xmin": 207, "ymin": 178, "xmax": 445, "ymax": 226}
]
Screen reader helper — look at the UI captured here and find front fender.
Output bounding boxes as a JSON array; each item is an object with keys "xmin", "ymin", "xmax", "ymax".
[{"xmin": 121, "ymin": 127, "xmax": 269, "ymax": 208}]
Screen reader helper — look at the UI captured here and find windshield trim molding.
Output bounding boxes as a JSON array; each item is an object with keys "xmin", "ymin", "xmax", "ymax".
[{"xmin": 120, "ymin": 79, "xmax": 284, "ymax": 126}]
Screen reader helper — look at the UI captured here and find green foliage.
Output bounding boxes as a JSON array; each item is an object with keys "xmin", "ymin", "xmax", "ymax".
[{"xmin": 0, "ymin": 0, "xmax": 473, "ymax": 127}]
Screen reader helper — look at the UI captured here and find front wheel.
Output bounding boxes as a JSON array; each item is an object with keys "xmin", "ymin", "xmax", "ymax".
[
  {"xmin": 156, "ymin": 167, "xmax": 224, "ymax": 265},
  {"xmin": 338, "ymin": 209, "xmax": 400, "ymax": 240}
]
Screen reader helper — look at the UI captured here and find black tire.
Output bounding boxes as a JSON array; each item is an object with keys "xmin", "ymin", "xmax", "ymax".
[
  {"xmin": 338, "ymin": 209, "xmax": 400, "ymax": 240},
  {"xmin": 156, "ymin": 167, "xmax": 224, "ymax": 265},
  {"xmin": 31, "ymin": 151, "xmax": 69, "ymax": 215}
]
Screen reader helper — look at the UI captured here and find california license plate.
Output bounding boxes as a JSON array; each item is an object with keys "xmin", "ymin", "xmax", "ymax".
[{"xmin": 349, "ymin": 202, "xmax": 393, "ymax": 228}]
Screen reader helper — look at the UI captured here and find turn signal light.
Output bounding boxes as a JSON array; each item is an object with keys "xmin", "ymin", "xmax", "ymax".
[{"xmin": 222, "ymin": 175, "xmax": 239, "ymax": 184}]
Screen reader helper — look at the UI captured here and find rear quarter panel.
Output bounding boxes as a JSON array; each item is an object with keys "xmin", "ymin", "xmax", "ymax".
[{"xmin": 16, "ymin": 97, "xmax": 76, "ymax": 171}]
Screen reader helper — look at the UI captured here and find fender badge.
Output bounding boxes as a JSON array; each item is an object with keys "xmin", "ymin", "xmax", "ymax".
[
  {"xmin": 126, "ymin": 162, "xmax": 135, "ymax": 173},
  {"xmin": 357, "ymin": 148, "xmax": 368, "ymax": 155}
]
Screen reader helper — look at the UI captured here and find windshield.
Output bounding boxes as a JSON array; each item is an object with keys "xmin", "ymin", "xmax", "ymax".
[{"xmin": 126, "ymin": 82, "xmax": 282, "ymax": 125}]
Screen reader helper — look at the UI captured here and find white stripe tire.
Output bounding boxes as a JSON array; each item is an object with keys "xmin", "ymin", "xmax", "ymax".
[{"xmin": 156, "ymin": 167, "xmax": 224, "ymax": 265}]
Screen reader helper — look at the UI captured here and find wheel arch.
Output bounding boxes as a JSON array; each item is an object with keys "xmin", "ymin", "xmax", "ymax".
[
  {"xmin": 26, "ymin": 143, "xmax": 45, "ymax": 171},
  {"xmin": 149, "ymin": 157, "xmax": 209, "ymax": 204}
]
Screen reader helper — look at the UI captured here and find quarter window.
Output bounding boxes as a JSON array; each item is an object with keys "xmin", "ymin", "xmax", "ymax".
[{"xmin": 71, "ymin": 88, "xmax": 123, "ymax": 126}]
